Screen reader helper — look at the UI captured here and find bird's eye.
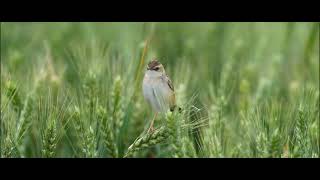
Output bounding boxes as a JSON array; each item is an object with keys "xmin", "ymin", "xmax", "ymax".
[{"xmin": 154, "ymin": 67, "xmax": 159, "ymax": 71}]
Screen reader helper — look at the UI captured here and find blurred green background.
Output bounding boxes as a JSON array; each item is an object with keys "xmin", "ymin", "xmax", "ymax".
[{"xmin": 1, "ymin": 22, "xmax": 319, "ymax": 158}]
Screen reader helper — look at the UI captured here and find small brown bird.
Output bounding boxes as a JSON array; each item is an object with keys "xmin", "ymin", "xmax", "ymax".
[{"xmin": 142, "ymin": 59, "xmax": 180, "ymax": 133}]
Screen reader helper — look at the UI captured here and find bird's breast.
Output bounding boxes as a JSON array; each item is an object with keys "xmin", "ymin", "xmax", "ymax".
[{"xmin": 142, "ymin": 74, "xmax": 171, "ymax": 112}]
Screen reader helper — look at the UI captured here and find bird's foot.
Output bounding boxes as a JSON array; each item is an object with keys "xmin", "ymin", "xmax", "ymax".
[{"xmin": 147, "ymin": 125, "xmax": 155, "ymax": 134}]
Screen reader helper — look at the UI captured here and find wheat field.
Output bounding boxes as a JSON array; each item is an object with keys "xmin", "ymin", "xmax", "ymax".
[{"xmin": 1, "ymin": 22, "xmax": 319, "ymax": 158}]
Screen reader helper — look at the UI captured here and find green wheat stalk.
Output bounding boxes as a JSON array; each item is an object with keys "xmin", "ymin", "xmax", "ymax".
[
  {"xmin": 124, "ymin": 126, "xmax": 171, "ymax": 158},
  {"xmin": 41, "ymin": 117, "xmax": 58, "ymax": 158},
  {"xmin": 97, "ymin": 105, "xmax": 118, "ymax": 157}
]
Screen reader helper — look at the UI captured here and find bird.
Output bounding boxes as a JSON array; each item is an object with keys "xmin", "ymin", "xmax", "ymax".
[{"xmin": 142, "ymin": 59, "xmax": 181, "ymax": 133}]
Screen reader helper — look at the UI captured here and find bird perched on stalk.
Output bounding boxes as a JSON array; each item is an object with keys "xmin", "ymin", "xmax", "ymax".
[{"xmin": 142, "ymin": 59, "xmax": 181, "ymax": 133}]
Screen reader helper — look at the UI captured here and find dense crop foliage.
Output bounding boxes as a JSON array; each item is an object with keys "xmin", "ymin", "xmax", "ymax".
[{"xmin": 1, "ymin": 22, "xmax": 319, "ymax": 158}]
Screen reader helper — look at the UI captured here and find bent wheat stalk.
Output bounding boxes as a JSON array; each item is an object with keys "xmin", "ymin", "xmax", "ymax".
[{"xmin": 124, "ymin": 126, "xmax": 170, "ymax": 158}]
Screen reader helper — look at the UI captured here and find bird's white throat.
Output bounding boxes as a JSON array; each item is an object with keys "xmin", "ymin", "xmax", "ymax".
[{"xmin": 145, "ymin": 70, "xmax": 164, "ymax": 78}]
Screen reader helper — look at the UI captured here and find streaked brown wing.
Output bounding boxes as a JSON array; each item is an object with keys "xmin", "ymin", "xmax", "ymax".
[
  {"xmin": 163, "ymin": 74, "xmax": 176, "ymax": 110},
  {"xmin": 166, "ymin": 74, "xmax": 174, "ymax": 91}
]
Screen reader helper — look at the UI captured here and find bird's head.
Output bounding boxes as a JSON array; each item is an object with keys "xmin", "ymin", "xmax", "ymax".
[{"xmin": 147, "ymin": 59, "xmax": 165, "ymax": 74}]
